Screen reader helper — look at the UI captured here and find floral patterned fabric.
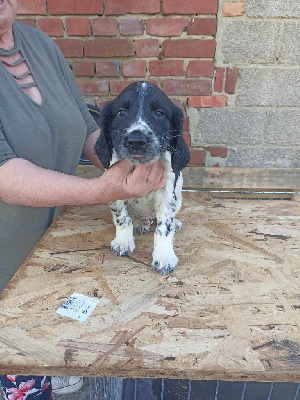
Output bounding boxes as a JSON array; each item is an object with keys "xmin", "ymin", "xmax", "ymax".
[{"xmin": 0, "ymin": 375, "xmax": 52, "ymax": 400}]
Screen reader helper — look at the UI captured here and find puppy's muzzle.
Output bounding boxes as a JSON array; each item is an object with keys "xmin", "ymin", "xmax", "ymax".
[{"xmin": 125, "ymin": 130, "xmax": 148, "ymax": 153}]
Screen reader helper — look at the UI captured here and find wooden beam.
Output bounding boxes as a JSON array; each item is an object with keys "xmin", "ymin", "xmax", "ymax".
[{"xmin": 182, "ymin": 167, "xmax": 300, "ymax": 191}]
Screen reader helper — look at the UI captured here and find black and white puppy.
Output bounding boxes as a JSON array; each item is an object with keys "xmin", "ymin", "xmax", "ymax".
[{"xmin": 94, "ymin": 82, "xmax": 190, "ymax": 274}]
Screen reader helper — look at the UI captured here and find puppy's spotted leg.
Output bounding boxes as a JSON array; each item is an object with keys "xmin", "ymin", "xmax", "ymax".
[
  {"xmin": 152, "ymin": 216, "xmax": 177, "ymax": 274},
  {"xmin": 110, "ymin": 200, "xmax": 135, "ymax": 256},
  {"xmin": 152, "ymin": 172, "xmax": 181, "ymax": 274}
]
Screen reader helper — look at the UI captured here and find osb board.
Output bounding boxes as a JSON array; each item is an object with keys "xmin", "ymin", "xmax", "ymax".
[{"xmin": 0, "ymin": 195, "xmax": 300, "ymax": 382}]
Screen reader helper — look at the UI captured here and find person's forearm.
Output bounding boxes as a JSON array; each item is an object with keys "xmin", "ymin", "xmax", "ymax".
[
  {"xmin": 82, "ymin": 129, "xmax": 104, "ymax": 170},
  {"xmin": 0, "ymin": 157, "xmax": 166, "ymax": 208},
  {"xmin": 0, "ymin": 158, "xmax": 106, "ymax": 207}
]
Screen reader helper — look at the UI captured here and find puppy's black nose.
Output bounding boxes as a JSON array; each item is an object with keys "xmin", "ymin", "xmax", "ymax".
[{"xmin": 126, "ymin": 131, "xmax": 147, "ymax": 149}]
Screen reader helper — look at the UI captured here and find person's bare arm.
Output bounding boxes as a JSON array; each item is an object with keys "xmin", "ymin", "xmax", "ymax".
[
  {"xmin": 82, "ymin": 129, "xmax": 104, "ymax": 170},
  {"xmin": 0, "ymin": 158, "xmax": 166, "ymax": 207}
]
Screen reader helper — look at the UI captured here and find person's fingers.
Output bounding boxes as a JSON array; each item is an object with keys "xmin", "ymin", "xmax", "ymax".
[
  {"xmin": 152, "ymin": 170, "xmax": 166, "ymax": 190},
  {"xmin": 133, "ymin": 162, "xmax": 152, "ymax": 181},
  {"xmin": 105, "ymin": 159, "xmax": 166, "ymax": 199},
  {"xmin": 146, "ymin": 160, "xmax": 165, "ymax": 185},
  {"xmin": 138, "ymin": 161, "xmax": 165, "ymax": 192},
  {"xmin": 113, "ymin": 159, "xmax": 135, "ymax": 173},
  {"xmin": 158, "ymin": 169, "xmax": 167, "ymax": 188}
]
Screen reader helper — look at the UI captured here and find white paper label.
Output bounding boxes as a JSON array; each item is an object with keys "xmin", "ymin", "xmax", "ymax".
[{"xmin": 56, "ymin": 292, "xmax": 100, "ymax": 322}]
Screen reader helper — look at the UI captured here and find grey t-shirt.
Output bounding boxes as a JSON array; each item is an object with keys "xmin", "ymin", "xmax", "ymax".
[{"xmin": 0, "ymin": 21, "xmax": 98, "ymax": 292}]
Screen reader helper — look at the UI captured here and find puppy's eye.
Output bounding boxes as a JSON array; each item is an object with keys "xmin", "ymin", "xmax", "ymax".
[
  {"xmin": 117, "ymin": 109, "xmax": 126, "ymax": 117},
  {"xmin": 155, "ymin": 110, "xmax": 164, "ymax": 118}
]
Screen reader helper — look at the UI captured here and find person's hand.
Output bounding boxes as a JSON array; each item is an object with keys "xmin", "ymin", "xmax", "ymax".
[{"xmin": 96, "ymin": 159, "xmax": 166, "ymax": 202}]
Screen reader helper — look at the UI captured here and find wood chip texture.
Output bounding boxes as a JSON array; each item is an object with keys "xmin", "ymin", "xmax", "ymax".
[{"xmin": 0, "ymin": 194, "xmax": 300, "ymax": 382}]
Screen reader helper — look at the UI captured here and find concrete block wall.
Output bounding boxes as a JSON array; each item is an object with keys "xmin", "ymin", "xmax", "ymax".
[
  {"xmin": 17, "ymin": 0, "xmax": 300, "ymax": 168},
  {"xmin": 188, "ymin": 0, "xmax": 300, "ymax": 168}
]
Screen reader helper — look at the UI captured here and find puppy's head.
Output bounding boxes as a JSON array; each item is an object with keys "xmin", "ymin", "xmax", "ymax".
[{"xmin": 94, "ymin": 82, "xmax": 190, "ymax": 174}]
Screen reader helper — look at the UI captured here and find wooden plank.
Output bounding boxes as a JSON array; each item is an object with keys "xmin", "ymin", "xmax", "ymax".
[
  {"xmin": 0, "ymin": 194, "xmax": 300, "ymax": 382},
  {"xmin": 182, "ymin": 167, "xmax": 300, "ymax": 191},
  {"xmin": 77, "ymin": 165, "xmax": 300, "ymax": 191}
]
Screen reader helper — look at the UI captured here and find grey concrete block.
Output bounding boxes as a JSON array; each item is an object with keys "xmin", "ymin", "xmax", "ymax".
[
  {"xmin": 245, "ymin": 0, "xmax": 300, "ymax": 18},
  {"xmin": 187, "ymin": 108, "xmax": 265, "ymax": 146},
  {"xmin": 219, "ymin": 20, "xmax": 280, "ymax": 64},
  {"xmin": 205, "ymin": 153, "xmax": 227, "ymax": 167},
  {"xmin": 266, "ymin": 110, "xmax": 300, "ymax": 145},
  {"xmin": 236, "ymin": 68, "xmax": 300, "ymax": 107},
  {"xmin": 279, "ymin": 22, "xmax": 300, "ymax": 64},
  {"xmin": 227, "ymin": 148, "xmax": 300, "ymax": 168}
]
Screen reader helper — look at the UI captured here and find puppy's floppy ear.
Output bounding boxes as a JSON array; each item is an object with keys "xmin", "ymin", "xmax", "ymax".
[
  {"xmin": 169, "ymin": 105, "xmax": 190, "ymax": 176},
  {"xmin": 93, "ymin": 101, "xmax": 114, "ymax": 169}
]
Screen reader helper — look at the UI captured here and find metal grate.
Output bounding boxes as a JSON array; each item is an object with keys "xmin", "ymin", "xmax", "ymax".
[
  {"xmin": 182, "ymin": 189, "xmax": 300, "ymax": 201},
  {"xmin": 88, "ymin": 378, "xmax": 300, "ymax": 400}
]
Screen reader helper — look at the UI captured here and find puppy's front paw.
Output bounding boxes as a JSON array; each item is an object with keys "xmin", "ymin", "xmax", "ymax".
[
  {"xmin": 111, "ymin": 237, "xmax": 135, "ymax": 256},
  {"xmin": 152, "ymin": 249, "xmax": 178, "ymax": 275}
]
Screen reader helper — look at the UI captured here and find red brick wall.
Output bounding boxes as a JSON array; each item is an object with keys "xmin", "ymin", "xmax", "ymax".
[{"xmin": 17, "ymin": 0, "xmax": 237, "ymax": 166}]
